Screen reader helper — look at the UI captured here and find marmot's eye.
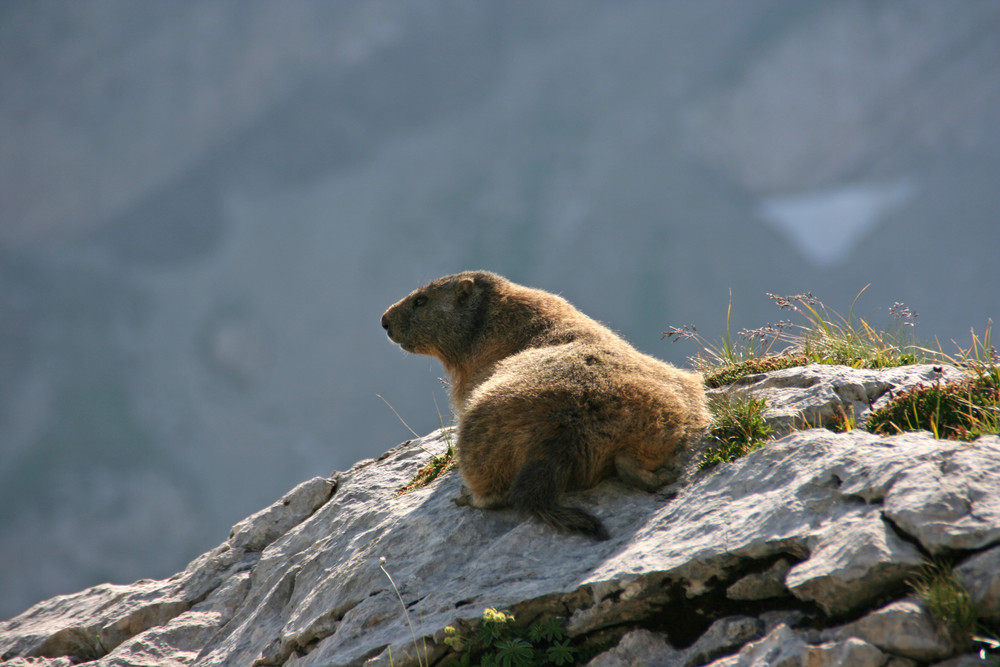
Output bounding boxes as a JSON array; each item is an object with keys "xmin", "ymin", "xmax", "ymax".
[{"xmin": 413, "ymin": 295, "xmax": 428, "ymax": 308}]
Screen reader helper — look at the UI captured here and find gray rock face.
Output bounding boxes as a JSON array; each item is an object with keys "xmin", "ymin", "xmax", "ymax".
[
  {"xmin": 955, "ymin": 546, "xmax": 1000, "ymax": 625},
  {"xmin": 704, "ymin": 624, "xmax": 895, "ymax": 667},
  {"xmin": 822, "ymin": 599, "xmax": 954, "ymax": 663},
  {"xmin": 1, "ymin": 365, "xmax": 998, "ymax": 666}
]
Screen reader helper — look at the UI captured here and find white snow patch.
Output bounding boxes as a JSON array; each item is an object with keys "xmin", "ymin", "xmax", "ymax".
[{"xmin": 758, "ymin": 180, "xmax": 916, "ymax": 267}]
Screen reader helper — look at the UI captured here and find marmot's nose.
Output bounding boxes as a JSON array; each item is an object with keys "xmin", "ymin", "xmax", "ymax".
[{"xmin": 381, "ymin": 314, "xmax": 390, "ymax": 331}]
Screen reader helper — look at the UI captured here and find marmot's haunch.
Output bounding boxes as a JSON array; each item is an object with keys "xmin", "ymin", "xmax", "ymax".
[{"xmin": 381, "ymin": 271, "xmax": 710, "ymax": 540}]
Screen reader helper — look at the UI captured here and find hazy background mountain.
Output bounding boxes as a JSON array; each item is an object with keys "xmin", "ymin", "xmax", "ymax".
[{"xmin": 1, "ymin": 0, "xmax": 998, "ymax": 619}]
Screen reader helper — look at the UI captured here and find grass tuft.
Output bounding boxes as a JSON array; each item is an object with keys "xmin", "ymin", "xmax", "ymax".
[
  {"xmin": 395, "ymin": 441, "xmax": 458, "ymax": 497},
  {"xmin": 910, "ymin": 560, "xmax": 979, "ymax": 650},
  {"xmin": 867, "ymin": 321, "xmax": 998, "ymax": 439},
  {"xmin": 703, "ymin": 354, "xmax": 810, "ymax": 388},
  {"xmin": 389, "ymin": 393, "xmax": 460, "ymax": 497},
  {"xmin": 667, "ymin": 287, "xmax": 925, "ymax": 387},
  {"xmin": 866, "ymin": 367, "xmax": 999, "ymax": 440},
  {"xmin": 700, "ymin": 392, "xmax": 773, "ymax": 469},
  {"xmin": 768, "ymin": 287, "xmax": 921, "ymax": 370}
]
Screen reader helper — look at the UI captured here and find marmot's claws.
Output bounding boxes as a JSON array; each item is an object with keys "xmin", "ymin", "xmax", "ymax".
[{"xmin": 453, "ymin": 486, "xmax": 473, "ymax": 507}]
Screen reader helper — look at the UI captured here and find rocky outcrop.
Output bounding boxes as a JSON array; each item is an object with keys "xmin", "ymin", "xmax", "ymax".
[
  {"xmin": 2, "ymin": 365, "xmax": 998, "ymax": 666},
  {"xmin": 709, "ymin": 363, "xmax": 967, "ymax": 435}
]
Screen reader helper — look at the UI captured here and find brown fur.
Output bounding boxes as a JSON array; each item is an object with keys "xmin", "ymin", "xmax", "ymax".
[{"xmin": 381, "ymin": 271, "xmax": 710, "ymax": 540}]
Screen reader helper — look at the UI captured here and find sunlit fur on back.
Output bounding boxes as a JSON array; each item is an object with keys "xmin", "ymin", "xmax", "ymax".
[{"xmin": 381, "ymin": 271, "xmax": 710, "ymax": 540}]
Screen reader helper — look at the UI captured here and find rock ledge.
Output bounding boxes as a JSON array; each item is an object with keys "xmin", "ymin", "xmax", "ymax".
[{"xmin": 2, "ymin": 365, "xmax": 998, "ymax": 666}]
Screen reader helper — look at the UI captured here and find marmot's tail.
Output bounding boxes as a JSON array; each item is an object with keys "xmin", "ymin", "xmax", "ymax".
[{"xmin": 508, "ymin": 426, "xmax": 610, "ymax": 541}]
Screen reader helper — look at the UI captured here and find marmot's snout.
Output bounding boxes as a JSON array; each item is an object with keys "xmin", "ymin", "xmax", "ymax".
[{"xmin": 380, "ymin": 307, "xmax": 409, "ymax": 348}]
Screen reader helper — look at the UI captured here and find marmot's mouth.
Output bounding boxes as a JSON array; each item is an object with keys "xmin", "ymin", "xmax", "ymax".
[
  {"xmin": 387, "ymin": 334, "xmax": 414, "ymax": 353},
  {"xmin": 383, "ymin": 327, "xmax": 402, "ymax": 346}
]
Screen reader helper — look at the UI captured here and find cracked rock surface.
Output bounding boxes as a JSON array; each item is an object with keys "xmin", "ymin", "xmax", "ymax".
[{"xmin": 1, "ymin": 365, "xmax": 998, "ymax": 666}]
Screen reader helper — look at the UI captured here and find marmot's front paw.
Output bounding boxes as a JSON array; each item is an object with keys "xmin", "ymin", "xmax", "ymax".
[{"xmin": 452, "ymin": 485, "xmax": 473, "ymax": 507}]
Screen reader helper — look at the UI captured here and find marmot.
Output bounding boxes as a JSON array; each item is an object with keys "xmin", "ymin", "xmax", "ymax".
[{"xmin": 381, "ymin": 271, "xmax": 710, "ymax": 540}]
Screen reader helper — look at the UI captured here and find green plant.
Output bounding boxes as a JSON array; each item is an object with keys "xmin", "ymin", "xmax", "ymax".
[
  {"xmin": 866, "ymin": 367, "xmax": 999, "ymax": 440},
  {"xmin": 395, "ymin": 443, "xmax": 459, "ymax": 496},
  {"xmin": 910, "ymin": 561, "xmax": 981, "ymax": 651},
  {"xmin": 666, "ymin": 288, "xmax": 926, "ymax": 387},
  {"xmin": 702, "ymin": 354, "xmax": 810, "ymax": 389},
  {"xmin": 826, "ymin": 403, "xmax": 857, "ymax": 433},
  {"xmin": 868, "ymin": 320, "xmax": 1000, "ymax": 440},
  {"xmin": 766, "ymin": 288, "xmax": 922, "ymax": 370},
  {"xmin": 445, "ymin": 608, "xmax": 578, "ymax": 667},
  {"xmin": 664, "ymin": 291, "xmax": 785, "ymax": 374},
  {"xmin": 700, "ymin": 392, "xmax": 773, "ymax": 469},
  {"xmin": 937, "ymin": 320, "xmax": 999, "ymax": 370},
  {"xmin": 381, "ymin": 390, "xmax": 459, "ymax": 496},
  {"xmin": 910, "ymin": 559, "xmax": 1000, "ymax": 662}
]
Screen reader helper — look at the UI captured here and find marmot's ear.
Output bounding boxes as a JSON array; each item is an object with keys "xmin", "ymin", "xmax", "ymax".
[{"xmin": 456, "ymin": 276, "xmax": 475, "ymax": 301}]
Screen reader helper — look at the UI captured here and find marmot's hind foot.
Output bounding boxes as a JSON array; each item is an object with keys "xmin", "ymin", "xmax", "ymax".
[
  {"xmin": 533, "ymin": 505, "xmax": 609, "ymax": 541},
  {"xmin": 614, "ymin": 453, "xmax": 680, "ymax": 492},
  {"xmin": 453, "ymin": 485, "xmax": 506, "ymax": 509}
]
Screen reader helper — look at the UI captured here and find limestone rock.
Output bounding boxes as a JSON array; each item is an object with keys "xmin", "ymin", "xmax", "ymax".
[
  {"xmin": 681, "ymin": 616, "xmax": 765, "ymax": 667},
  {"xmin": 228, "ymin": 476, "xmax": 337, "ymax": 552},
  {"xmin": 931, "ymin": 655, "xmax": 1000, "ymax": 667},
  {"xmin": 726, "ymin": 558, "xmax": 792, "ymax": 601},
  {"xmin": 882, "ymin": 441, "xmax": 1000, "ymax": 554},
  {"xmin": 784, "ymin": 506, "xmax": 925, "ymax": 616},
  {"xmin": 955, "ymin": 545, "xmax": 1000, "ymax": 624},
  {"xmin": 0, "ymin": 581, "xmax": 188, "ymax": 662},
  {"xmin": 709, "ymin": 363, "xmax": 966, "ymax": 434},
  {"xmin": 586, "ymin": 617, "xmax": 763, "ymax": 667},
  {"xmin": 585, "ymin": 629, "xmax": 680, "ymax": 667},
  {"xmin": 704, "ymin": 624, "xmax": 894, "ymax": 667},
  {"xmin": 822, "ymin": 599, "xmax": 954, "ymax": 662},
  {"xmin": 1, "ymin": 366, "xmax": 998, "ymax": 666},
  {"xmin": 0, "ymin": 477, "xmax": 333, "ymax": 663}
]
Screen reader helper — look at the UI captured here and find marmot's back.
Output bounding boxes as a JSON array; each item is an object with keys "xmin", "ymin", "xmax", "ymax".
[{"xmin": 382, "ymin": 271, "xmax": 710, "ymax": 539}]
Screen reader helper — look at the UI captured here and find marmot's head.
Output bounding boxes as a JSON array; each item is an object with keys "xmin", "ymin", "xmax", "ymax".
[{"xmin": 381, "ymin": 271, "xmax": 498, "ymax": 365}]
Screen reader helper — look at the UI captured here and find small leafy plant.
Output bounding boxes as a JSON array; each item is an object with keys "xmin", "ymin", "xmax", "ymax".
[
  {"xmin": 388, "ymin": 391, "xmax": 460, "ymax": 496},
  {"xmin": 444, "ymin": 608, "xmax": 578, "ymax": 667},
  {"xmin": 866, "ymin": 368, "xmax": 999, "ymax": 439},
  {"xmin": 867, "ymin": 321, "xmax": 999, "ymax": 439},
  {"xmin": 700, "ymin": 392, "xmax": 773, "ymax": 469},
  {"xmin": 395, "ymin": 443, "xmax": 458, "ymax": 496}
]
